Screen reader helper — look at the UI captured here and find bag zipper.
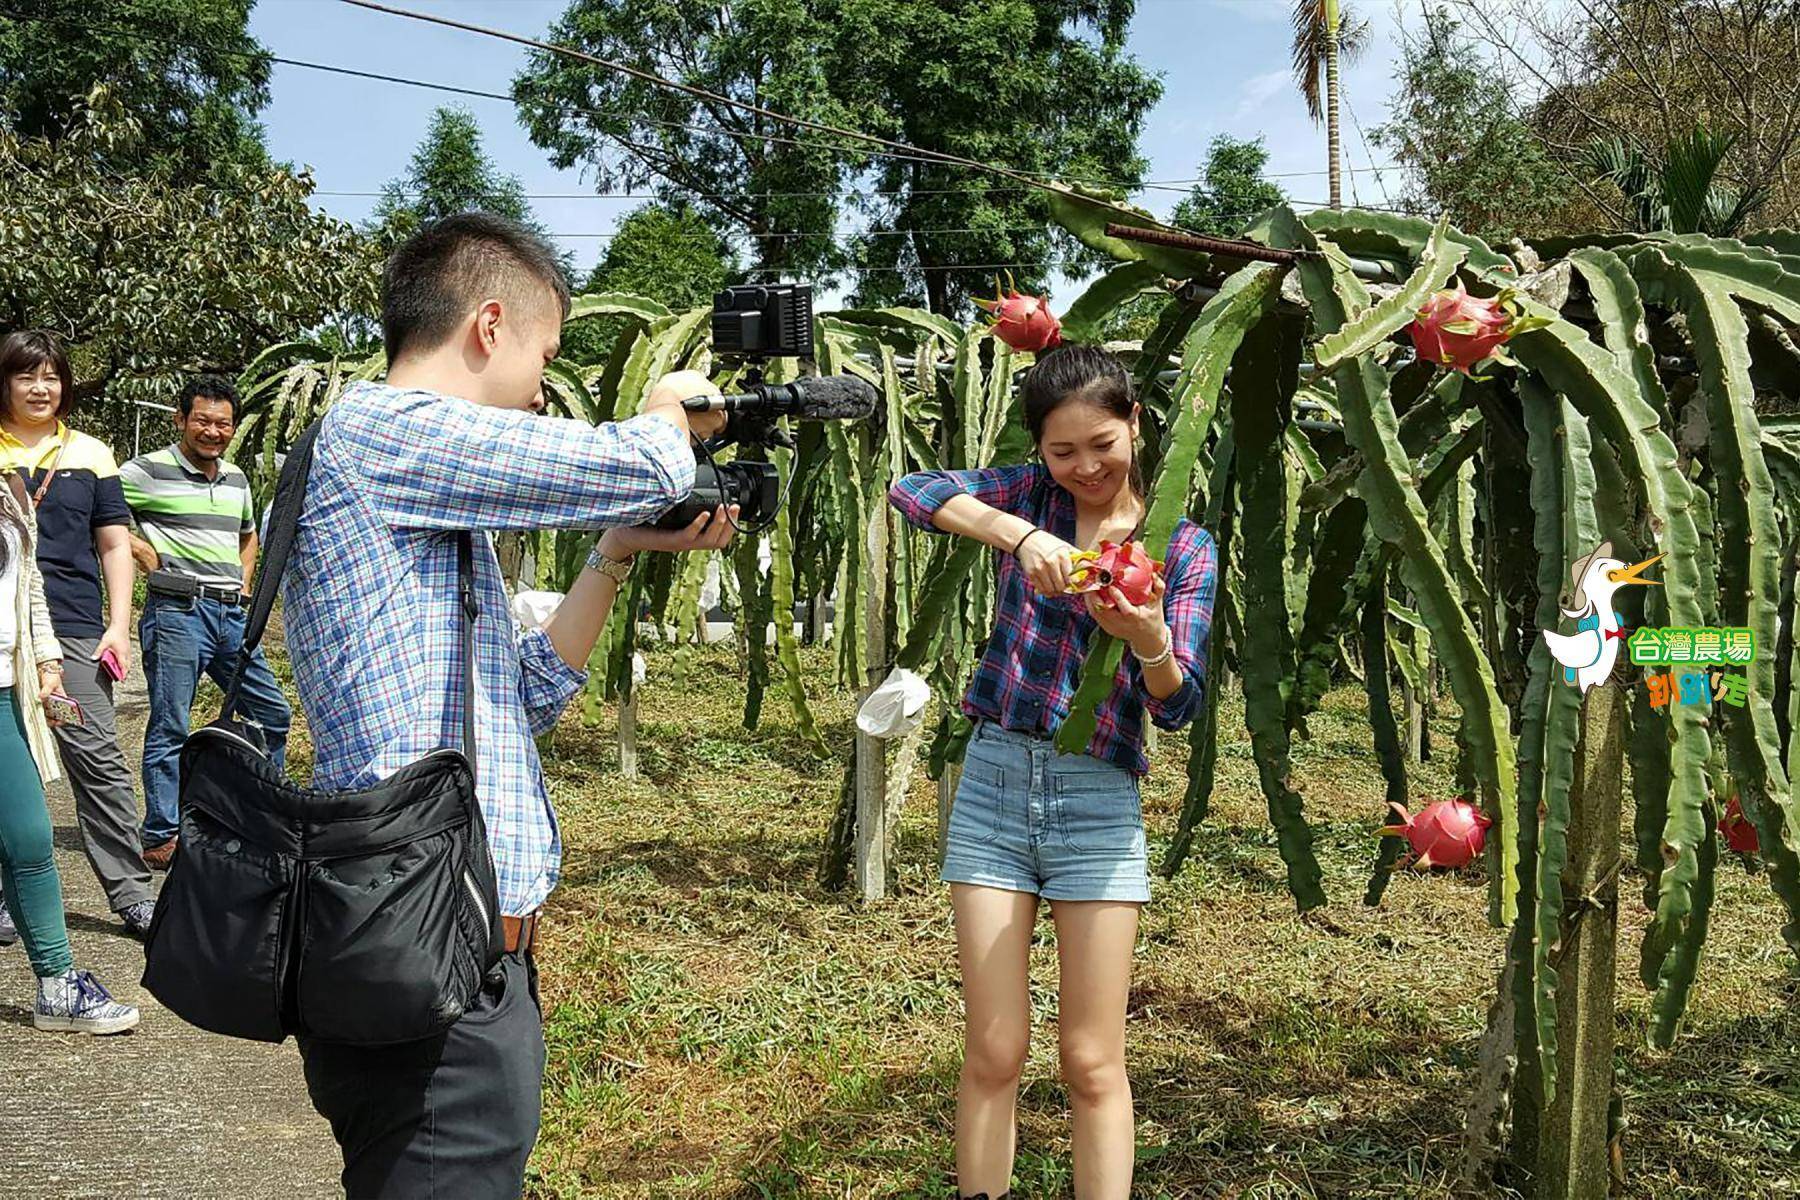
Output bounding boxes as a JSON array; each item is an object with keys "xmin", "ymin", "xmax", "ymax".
[
  {"xmin": 463, "ymin": 869, "xmax": 492, "ymax": 956},
  {"xmin": 278, "ymin": 866, "xmax": 306, "ymax": 1032}
]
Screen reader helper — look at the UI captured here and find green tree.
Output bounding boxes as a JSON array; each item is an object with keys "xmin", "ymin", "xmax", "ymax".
[
  {"xmin": 513, "ymin": 0, "xmax": 1160, "ymax": 316},
  {"xmin": 587, "ymin": 202, "xmax": 736, "ymax": 306},
  {"xmin": 1442, "ymin": 0, "xmax": 1800, "ymax": 229},
  {"xmin": 1585, "ymin": 126, "xmax": 1766, "ymax": 237},
  {"xmin": 562, "ymin": 201, "xmax": 737, "ymax": 364},
  {"xmin": 0, "ymin": 0, "xmax": 271, "ymax": 172},
  {"xmin": 0, "ymin": 89, "xmax": 381, "ymax": 418},
  {"xmin": 1170, "ymin": 135, "xmax": 1287, "ymax": 238},
  {"xmin": 1373, "ymin": 7, "xmax": 1572, "ymax": 244},
  {"xmin": 1290, "ymin": 0, "xmax": 1368, "ymax": 209},
  {"xmin": 369, "ymin": 106, "xmax": 544, "ymax": 253}
]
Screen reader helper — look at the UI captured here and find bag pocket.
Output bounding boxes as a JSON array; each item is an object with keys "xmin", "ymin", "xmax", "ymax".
[
  {"xmin": 141, "ymin": 806, "xmax": 292, "ymax": 1043},
  {"xmin": 295, "ymin": 824, "xmax": 488, "ymax": 1045}
]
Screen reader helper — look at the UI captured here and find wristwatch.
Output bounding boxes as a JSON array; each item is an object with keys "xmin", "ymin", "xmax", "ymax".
[{"xmin": 585, "ymin": 542, "xmax": 636, "ymax": 585}]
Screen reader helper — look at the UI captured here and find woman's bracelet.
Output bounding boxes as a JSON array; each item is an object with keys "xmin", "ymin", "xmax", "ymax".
[
  {"xmin": 1010, "ymin": 526, "xmax": 1042, "ymax": 558},
  {"xmin": 1133, "ymin": 632, "xmax": 1174, "ymax": 670}
]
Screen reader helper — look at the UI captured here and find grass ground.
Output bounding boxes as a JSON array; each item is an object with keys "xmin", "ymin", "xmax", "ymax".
[{"xmin": 462, "ymin": 642, "xmax": 1800, "ymax": 1199}]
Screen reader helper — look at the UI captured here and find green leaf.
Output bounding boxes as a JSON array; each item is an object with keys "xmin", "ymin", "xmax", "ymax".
[
  {"xmin": 1312, "ymin": 217, "xmax": 1468, "ymax": 369},
  {"xmin": 1507, "ymin": 259, "xmax": 1714, "ymax": 993},
  {"xmin": 1273, "ymin": 205, "xmax": 1522, "ymax": 925},
  {"xmin": 1059, "ymin": 261, "xmax": 1168, "ymax": 345},
  {"xmin": 565, "ymin": 291, "xmax": 673, "ymax": 325},
  {"xmin": 835, "ymin": 306, "xmax": 963, "ymax": 345},
  {"xmin": 1666, "ymin": 272, "xmax": 1800, "ymax": 989},
  {"xmin": 1044, "ymin": 181, "xmax": 1214, "ymax": 278}
]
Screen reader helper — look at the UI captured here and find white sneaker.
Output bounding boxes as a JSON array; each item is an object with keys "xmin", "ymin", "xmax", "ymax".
[
  {"xmin": 0, "ymin": 894, "xmax": 17, "ymax": 946},
  {"xmin": 34, "ymin": 969, "xmax": 140, "ymax": 1035}
]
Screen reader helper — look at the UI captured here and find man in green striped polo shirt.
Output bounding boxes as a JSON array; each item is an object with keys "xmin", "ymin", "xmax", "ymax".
[{"xmin": 119, "ymin": 377, "xmax": 290, "ymax": 867}]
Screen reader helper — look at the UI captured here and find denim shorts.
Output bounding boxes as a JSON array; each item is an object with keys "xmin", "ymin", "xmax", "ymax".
[{"xmin": 941, "ymin": 721, "xmax": 1150, "ymax": 903}]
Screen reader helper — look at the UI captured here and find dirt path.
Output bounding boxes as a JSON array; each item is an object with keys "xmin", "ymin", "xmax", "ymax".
[{"xmin": 0, "ymin": 643, "xmax": 340, "ymax": 1200}]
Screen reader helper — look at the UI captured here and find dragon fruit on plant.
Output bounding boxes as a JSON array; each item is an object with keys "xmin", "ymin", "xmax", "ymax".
[
  {"xmin": 1381, "ymin": 796, "xmax": 1492, "ymax": 870},
  {"xmin": 1721, "ymin": 792, "xmax": 1760, "ymax": 855},
  {"xmin": 977, "ymin": 274, "xmax": 1062, "ymax": 353},
  {"xmin": 1406, "ymin": 282, "xmax": 1547, "ymax": 375},
  {"xmin": 1067, "ymin": 540, "xmax": 1162, "ymax": 607}
]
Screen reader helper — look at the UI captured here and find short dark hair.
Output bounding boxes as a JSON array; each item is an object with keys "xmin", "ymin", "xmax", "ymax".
[
  {"xmin": 179, "ymin": 374, "xmax": 240, "ymax": 420},
  {"xmin": 381, "ymin": 212, "xmax": 571, "ymax": 363},
  {"xmin": 0, "ymin": 329, "xmax": 76, "ymax": 422}
]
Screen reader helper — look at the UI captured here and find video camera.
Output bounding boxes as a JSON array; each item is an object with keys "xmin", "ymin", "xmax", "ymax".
[{"xmin": 651, "ymin": 284, "xmax": 878, "ymax": 530}]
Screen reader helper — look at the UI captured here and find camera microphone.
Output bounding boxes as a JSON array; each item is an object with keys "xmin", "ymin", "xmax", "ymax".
[
  {"xmin": 652, "ymin": 370, "xmax": 876, "ymax": 532},
  {"xmin": 680, "ymin": 375, "xmax": 879, "ymax": 422}
]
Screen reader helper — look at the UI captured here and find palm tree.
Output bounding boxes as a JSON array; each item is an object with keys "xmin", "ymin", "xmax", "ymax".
[
  {"xmin": 1584, "ymin": 125, "xmax": 1767, "ymax": 237},
  {"xmin": 1290, "ymin": 0, "xmax": 1369, "ymax": 209}
]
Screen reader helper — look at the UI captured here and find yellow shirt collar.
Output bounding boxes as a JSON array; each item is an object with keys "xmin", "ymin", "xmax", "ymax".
[{"xmin": 0, "ymin": 421, "xmax": 69, "ymax": 470}]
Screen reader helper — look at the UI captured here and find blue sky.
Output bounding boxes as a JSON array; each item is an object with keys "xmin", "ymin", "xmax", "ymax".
[{"xmin": 249, "ymin": 0, "xmax": 1412, "ymax": 295}]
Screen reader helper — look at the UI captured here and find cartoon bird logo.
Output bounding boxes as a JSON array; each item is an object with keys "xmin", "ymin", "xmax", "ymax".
[{"xmin": 1540, "ymin": 540, "xmax": 1664, "ymax": 693}]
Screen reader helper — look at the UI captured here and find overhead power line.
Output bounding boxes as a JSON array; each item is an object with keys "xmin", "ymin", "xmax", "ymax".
[
  {"xmin": 336, "ymin": 1, "xmax": 1429, "ymax": 217},
  {"xmin": 4, "ymin": 2, "xmax": 1417, "ymax": 215},
  {"xmin": 341, "ymin": 0, "xmax": 1136, "ymax": 194},
  {"xmin": 0, "ymin": 4, "xmax": 1196, "ymax": 197},
  {"xmin": 0, "ymin": 1, "xmax": 1436, "ymax": 276}
]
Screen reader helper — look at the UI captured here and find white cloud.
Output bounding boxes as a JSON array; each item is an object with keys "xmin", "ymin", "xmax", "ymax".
[{"xmin": 1232, "ymin": 68, "xmax": 1293, "ymax": 120}]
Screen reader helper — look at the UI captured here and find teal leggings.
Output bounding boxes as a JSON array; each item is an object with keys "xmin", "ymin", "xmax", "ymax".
[{"xmin": 0, "ymin": 688, "xmax": 73, "ymax": 977}]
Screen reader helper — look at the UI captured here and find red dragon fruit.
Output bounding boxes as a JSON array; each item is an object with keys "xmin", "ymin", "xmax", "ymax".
[
  {"xmin": 977, "ymin": 274, "xmax": 1062, "ymax": 354},
  {"xmin": 1382, "ymin": 797, "xmax": 1492, "ymax": 870},
  {"xmin": 1067, "ymin": 540, "xmax": 1163, "ymax": 608},
  {"xmin": 1721, "ymin": 792, "xmax": 1760, "ymax": 855},
  {"xmin": 1406, "ymin": 282, "xmax": 1546, "ymax": 375}
]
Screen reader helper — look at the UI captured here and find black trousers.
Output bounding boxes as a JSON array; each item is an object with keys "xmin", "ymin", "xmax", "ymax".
[{"xmin": 297, "ymin": 949, "xmax": 545, "ymax": 1199}]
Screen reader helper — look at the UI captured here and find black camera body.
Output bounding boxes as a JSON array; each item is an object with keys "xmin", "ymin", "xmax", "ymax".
[
  {"xmin": 655, "ymin": 460, "xmax": 781, "ymax": 531},
  {"xmin": 651, "ymin": 284, "xmax": 814, "ymax": 531}
]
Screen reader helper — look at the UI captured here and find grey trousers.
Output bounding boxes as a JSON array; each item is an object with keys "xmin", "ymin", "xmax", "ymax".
[
  {"xmin": 54, "ymin": 637, "xmax": 153, "ymax": 911},
  {"xmin": 298, "ymin": 949, "xmax": 546, "ymax": 1199}
]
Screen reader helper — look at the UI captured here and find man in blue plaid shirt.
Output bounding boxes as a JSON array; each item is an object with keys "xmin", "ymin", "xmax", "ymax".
[{"xmin": 285, "ymin": 213, "xmax": 734, "ymax": 1198}]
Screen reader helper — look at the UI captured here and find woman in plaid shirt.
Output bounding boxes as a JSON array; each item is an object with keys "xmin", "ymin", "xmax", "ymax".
[{"xmin": 890, "ymin": 345, "xmax": 1217, "ymax": 1200}]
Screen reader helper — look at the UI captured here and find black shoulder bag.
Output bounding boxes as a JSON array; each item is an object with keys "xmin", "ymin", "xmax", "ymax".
[{"xmin": 141, "ymin": 422, "xmax": 504, "ymax": 1045}]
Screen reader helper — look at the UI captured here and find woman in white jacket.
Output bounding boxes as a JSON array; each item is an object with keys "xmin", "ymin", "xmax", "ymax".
[{"xmin": 0, "ymin": 474, "xmax": 138, "ymax": 1033}]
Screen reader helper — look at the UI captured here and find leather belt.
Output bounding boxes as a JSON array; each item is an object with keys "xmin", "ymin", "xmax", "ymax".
[
  {"xmin": 502, "ymin": 912, "xmax": 539, "ymax": 954},
  {"xmin": 148, "ymin": 581, "xmax": 245, "ymax": 605}
]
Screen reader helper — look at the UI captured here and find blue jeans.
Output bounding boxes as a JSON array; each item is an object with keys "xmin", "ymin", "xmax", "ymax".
[{"xmin": 140, "ymin": 594, "xmax": 291, "ymax": 847}]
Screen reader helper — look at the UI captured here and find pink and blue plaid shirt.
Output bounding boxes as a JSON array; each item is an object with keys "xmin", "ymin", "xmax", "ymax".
[
  {"xmin": 890, "ymin": 464, "xmax": 1216, "ymax": 777},
  {"xmin": 283, "ymin": 382, "xmax": 695, "ymax": 916}
]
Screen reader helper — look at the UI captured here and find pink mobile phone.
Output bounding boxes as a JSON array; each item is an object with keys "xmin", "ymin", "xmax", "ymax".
[
  {"xmin": 99, "ymin": 647, "xmax": 125, "ymax": 682},
  {"xmin": 44, "ymin": 692, "xmax": 84, "ymax": 727}
]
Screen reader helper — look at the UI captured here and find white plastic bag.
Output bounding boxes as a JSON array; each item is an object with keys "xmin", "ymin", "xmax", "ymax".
[
  {"xmin": 855, "ymin": 667, "xmax": 932, "ymax": 738},
  {"xmin": 511, "ymin": 590, "xmax": 563, "ymax": 631},
  {"xmin": 512, "ymin": 590, "xmax": 647, "ymax": 685}
]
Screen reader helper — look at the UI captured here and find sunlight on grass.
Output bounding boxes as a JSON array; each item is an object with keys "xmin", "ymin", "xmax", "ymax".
[{"xmin": 255, "ymin": 639, "xmax": 1795, "ymax": 1198}]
